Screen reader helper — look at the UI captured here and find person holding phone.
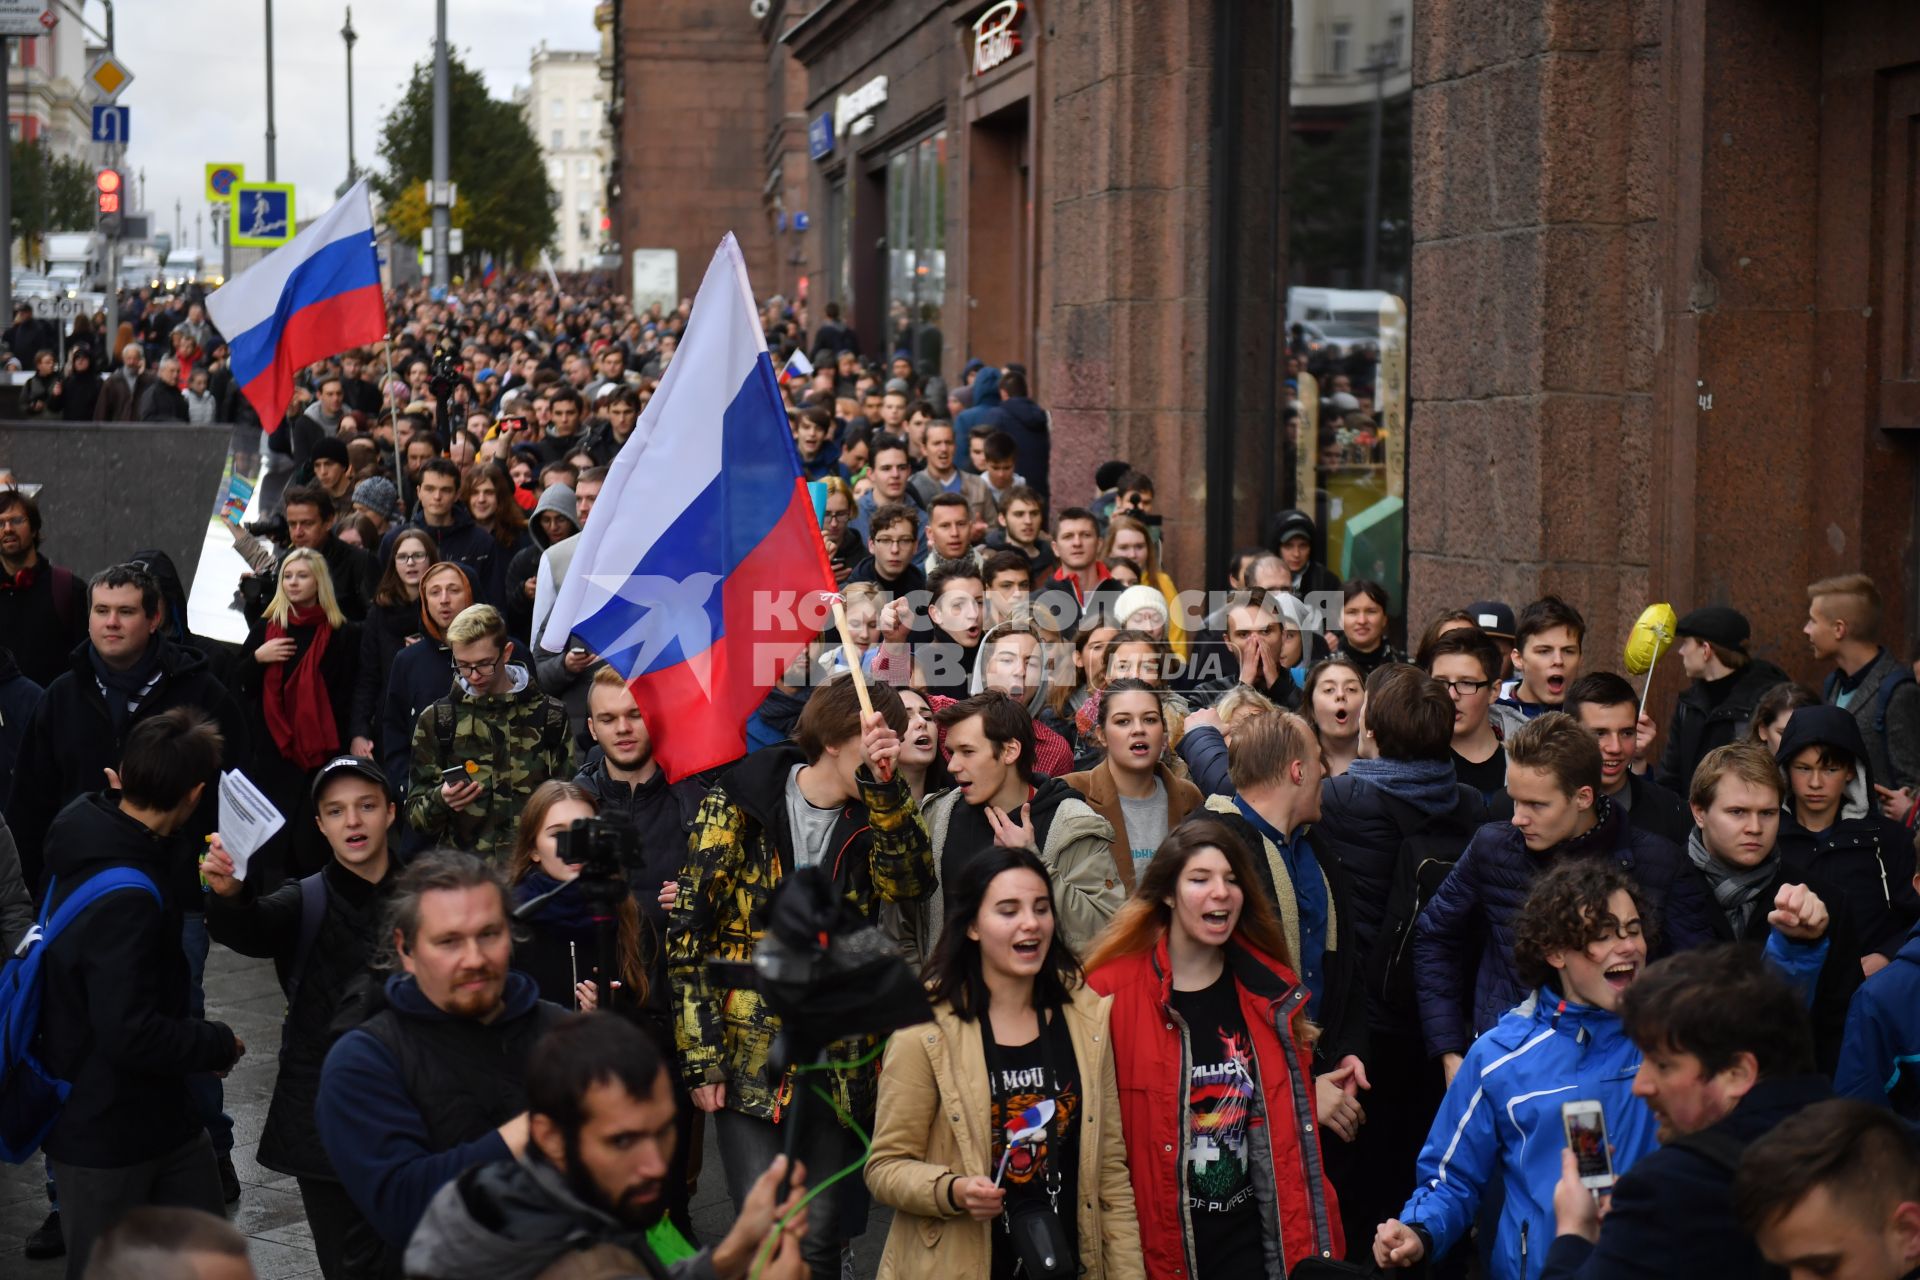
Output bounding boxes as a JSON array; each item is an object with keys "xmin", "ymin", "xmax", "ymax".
[{"xmin": 1373, "ymin": 859, "xmax": 1661, "ymax": 1279}]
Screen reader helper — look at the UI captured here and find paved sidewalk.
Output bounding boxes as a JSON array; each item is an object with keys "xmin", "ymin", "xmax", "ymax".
[{"xmin": 3, "ymin": 945, "xmax": 893, "ymax": 1276}]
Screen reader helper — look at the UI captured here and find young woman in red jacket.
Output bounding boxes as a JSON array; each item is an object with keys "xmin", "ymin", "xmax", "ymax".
[{"xmin": 1085, "ymin": 817, "xmax": 1344, "ymax": 1277}]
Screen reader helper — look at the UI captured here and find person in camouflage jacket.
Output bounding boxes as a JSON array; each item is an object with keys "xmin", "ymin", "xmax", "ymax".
[
  {"xmin": 406, "ymin": 605, "xmax": 574, "ymax": 862},
  {"xmin": 669, "ymin": 675, "xmax": 932, "ymax": 1277}
]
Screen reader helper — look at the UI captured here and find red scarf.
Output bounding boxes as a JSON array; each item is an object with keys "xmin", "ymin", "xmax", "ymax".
[{"xmin": 263, "ymin": 605, "xmax": 339, "ymax": 769}]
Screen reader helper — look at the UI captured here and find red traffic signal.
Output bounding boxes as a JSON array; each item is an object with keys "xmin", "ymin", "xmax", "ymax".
[{"xmin": 96, "ymin": 168, "xmax": 122, "ymax": 214}]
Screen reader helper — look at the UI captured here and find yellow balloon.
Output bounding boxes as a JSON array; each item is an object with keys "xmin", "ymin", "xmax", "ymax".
[{"xmin": 1624, "ymin": 603, "xmax": 1678, "ymax": 675}]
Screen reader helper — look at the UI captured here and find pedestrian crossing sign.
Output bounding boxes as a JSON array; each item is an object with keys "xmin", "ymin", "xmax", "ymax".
[{"xmin": 230, "ymin": 183, "xmax": 295, "ymax": 247}]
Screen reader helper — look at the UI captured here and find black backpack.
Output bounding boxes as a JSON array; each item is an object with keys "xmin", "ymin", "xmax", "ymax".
[{"xmin": 1363, "ymin": 792, "xmax": 1481, "ymax": 1021}]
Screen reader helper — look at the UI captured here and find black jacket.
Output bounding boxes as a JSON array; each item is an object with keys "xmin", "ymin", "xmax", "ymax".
[
  {"xmin": 1704, "ymin": 860, "xmax": 1863, "ymax": 1075},
  {"xmin": 316, "ymin": 533, "xmax": 379, "ymax": 624},
  {"xmin": 0, "ymin": 555, "xmax": 88, "ymax": 686},
  {"xmin": 0, "ymin": 647, "xmax": 43, "ymax": 789},
  {"xmin": 136, "ymin": 378, "xmax": 188, "ymax": 422},
  {"xmin": 236, "ymin": 615, "xmax": 361, "ymax": 771},
  {"xmin": 380, "ymin": 636, "xmax": 456, "ymax": 796},
  {"xmin": 1654, "ymin": 657, "xmax": 1791, "ymax": 794},
  {"xmin": 996, "ymin": 395, "xmax": 1051, "ymax": 499},
  {"xmin": 7, "ymin": 638, "xmax": 248, "ymax": 897},
  {"xmin": 379, "ymin": 506, "xmax": 499, "ymax": 599},
  {"xmin": 351, "ymin": 599, "xmax": 422, "ymax": 746},
  {"xmin": 37, "ymin": 793, "xmax": 242, "ymax": 1166},
  {"xmin": 1616, "ymin": 771, "xmax": 1693, "ymax": 847},
  {"xmin": 1541, "ymin": 1075, "xmax": 1833, "ymax": 1280},
  {"xmin": 1775, "ymin": 705, "xmax": 1920, "ymax": 960},
  {"xmin": 1315, "ymin": 769, "xmax": 1488, "ymax": 1033},
  {"xmin": 205, "ymin": 857, "xmax": 400, "ymax": 1179}
]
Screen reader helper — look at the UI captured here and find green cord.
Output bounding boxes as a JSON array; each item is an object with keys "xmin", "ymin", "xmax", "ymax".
[{"xmin": 747, "ymin": 1047, "xmax": 884, "ymax": 1280}]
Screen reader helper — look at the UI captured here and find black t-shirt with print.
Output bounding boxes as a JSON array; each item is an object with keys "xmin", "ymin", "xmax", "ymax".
[
  {"xmin": 985, "ymin": 1007, "xmax": 1082, "ymax": 1279},
  {"xmin": 1170, "ymin": 967, "xmax": 1265, "ymax": 1272}
]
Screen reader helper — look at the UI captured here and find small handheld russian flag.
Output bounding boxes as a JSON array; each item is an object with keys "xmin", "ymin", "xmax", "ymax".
[{"xmin": 779, "ymin": 348, "xmax": 814, "ymax": 386}]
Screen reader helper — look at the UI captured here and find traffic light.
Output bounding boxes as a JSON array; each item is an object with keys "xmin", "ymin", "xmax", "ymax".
[{"xmin": 95, "ymin": 168, "xmax": 123, "ymax": 216}]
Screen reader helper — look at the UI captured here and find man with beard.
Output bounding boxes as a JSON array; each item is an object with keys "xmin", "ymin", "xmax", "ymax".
[
  {"xmin": 404, "ymin": 1015, "xmax": 809, "ymax": 1280},
  {"xmin": 316, "ymin": 852, "xmax": 567, "ymax": 1273},
  {"xmin": 0, "ymin": 486, "xmax": 87, "ymax": 685}
]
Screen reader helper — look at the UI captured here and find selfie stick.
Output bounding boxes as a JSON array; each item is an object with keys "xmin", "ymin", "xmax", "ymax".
[{"xmin": 822, "ymin": 592, "xmax": 891, "ymax": 783}]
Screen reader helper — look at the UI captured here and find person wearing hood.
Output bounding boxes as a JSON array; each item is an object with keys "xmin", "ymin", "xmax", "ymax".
[
  {"xmin": 895, "ymin": 691, "xmax": 1119, "ymax": 967},
  {"xmin": 59, "ymin": 345, "xmax": 103, "ymax": 423},
  {"xmin": 199, "ymin": 755, "xmax": 404, "ymax": 1280},
  {"xmin": 1267, "ymin": 507, "xmax": 1344, "ymax": 606},
  {"xmin": 951, "ymin": 363, "xmax": 1005, "ymax": 465},
  {"xmin": 507, "ymin": 482, "xmax": 579, "ymax": 646},
  {"xmin": 34, "ymin": 711, "xmax": 246, "ymax": 1279},
  {"xmin": 1683, "ymin": 741, "xmax": 1862, "ymax": 1074},
  {"xmin": 1375, "ymin": 860, "xmax": 1662, "ymax": 1280},
  {"xmin": 406, "ymin": 1015, "xmax": 810, "ymax": 1280},
  {"xmin": 380, "ymin": 559, "xmax": 475, "ymax": 794},
  {"xmin": 991, "ymin": 370, "xmax": 1051, "ymax": 499},
  {"xmin": 405, "ymin": 604, "xmax": 574, "ymax": 864},
  {"xmin": 1774, "ymin": 704, "xmax": 1920, "ymax": 967},
  {"xmin": 1414, "ymin": 713, "xmax": 1718, "ymax": 1085},
  {"xmin": 380, "ymin": 458, "xmax": 498, "ymax": 577},
  {"xmin": 349, "ymin": 528, "xmax": 439, "ymax": 760},
  {"xmin": 1834, "ymin": 838, "xmax": 1920, "ymax": 1118},
  {"xmin": 316, "ymin": 852, "xmax": 567, "ymax": 1272},
  {"xmin": 1652, "ymin": 605, "xmax": 1792, "ymax": 795}
]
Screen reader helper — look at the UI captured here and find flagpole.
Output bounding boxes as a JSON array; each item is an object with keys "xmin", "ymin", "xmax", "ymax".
[{"xmin": 382, "ymin": 332, "xmax": 402, "ymax": 490}]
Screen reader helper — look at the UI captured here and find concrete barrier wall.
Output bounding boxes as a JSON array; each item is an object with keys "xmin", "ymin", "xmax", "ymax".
[{"xmin": 0, "ymin": 420, "xmax": 246, "ymax": 591}]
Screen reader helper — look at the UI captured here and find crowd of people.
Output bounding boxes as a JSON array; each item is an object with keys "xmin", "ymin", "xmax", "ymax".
[{"xmin": 4, "ymin": 271, "xmax": 1920, "ymax": 1280}]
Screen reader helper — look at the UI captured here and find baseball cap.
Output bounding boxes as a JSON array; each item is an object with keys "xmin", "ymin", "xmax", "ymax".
[
  {"xmin": 311, "ymin": 755, "xmax": 390, "ymax": 803},
  {"xmin": 1465, "ymin": 600, "xmax": 1516, "ymax": 640}
]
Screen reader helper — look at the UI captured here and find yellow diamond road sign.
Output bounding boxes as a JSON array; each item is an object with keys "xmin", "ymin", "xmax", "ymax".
[{"xmin": 85, "ymin": 53, "xmax": 133, "ymax": 101}]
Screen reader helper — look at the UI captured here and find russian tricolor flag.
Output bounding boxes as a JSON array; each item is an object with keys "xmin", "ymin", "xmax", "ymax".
[
  {"xmin": 541, "ymin": 233, "xmax": 834, "ymax": 781},
  {"xmin": 778, "ymin": 348, "xmax": 813, "ymax": 386},
  {"xmin": 205, "ymin": 180, "xmax": 386, "ymax": 432}
]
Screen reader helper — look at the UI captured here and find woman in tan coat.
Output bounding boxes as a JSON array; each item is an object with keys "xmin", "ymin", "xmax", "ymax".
[
  {"xmin": 867, "ymin": 846, "xmax": 1143, "ymax": 1280},
  {"xmin": 1063, "ymin": 678, "xmax": 1204, "ymax": 893}
]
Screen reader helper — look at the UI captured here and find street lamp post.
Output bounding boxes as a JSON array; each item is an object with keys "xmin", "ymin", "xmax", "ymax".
[
  {"xmin": 342, "ymin": 7, "xmax": 358, "ymax": 186},
  {"xmin": 265, "ymin": 0, "xmax": 278, "ymax": 179},
  {"xmin": 430, "ymin": 0, "xmax": 450, "ymax": 290}
]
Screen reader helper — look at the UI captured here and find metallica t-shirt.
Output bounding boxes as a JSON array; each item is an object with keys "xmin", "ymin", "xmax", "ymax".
[
  {"xmin": 985, "ymin": 1009, "xmax": 1082, "ymax": 1279},
  {"xmin": 1170, "ymin": 968, "xmax": 1265, "ymax": 1271}
]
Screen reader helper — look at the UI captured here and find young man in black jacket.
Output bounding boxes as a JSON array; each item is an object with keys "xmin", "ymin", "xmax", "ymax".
[
  {"xmin": 38, "ymin": 710, "xmax": 246, "ymax": 1279},
  {"xmin": 1543, "ymin": 943, "xmax": 1832, "ymax": 1280},
  {"xmin": 1651, "ymin": 605, "xmax": 1790, "ymax": 795},
  {"xmin": 1566, "ymin": 672, "xmax": 1692, "ymax": 846},
  {"xmin": 201, "ymin": 755, "xmax": 402, "ymax": 1280}
]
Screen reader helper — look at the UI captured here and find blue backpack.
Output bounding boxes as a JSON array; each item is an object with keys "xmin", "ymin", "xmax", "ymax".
[{"xmin": 0, "ymin": 868, "xmax": 160, "ymax": 1163}]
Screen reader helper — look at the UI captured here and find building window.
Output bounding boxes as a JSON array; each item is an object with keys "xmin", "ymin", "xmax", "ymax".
[
  {"xmin": 577, "ymin": 99, "xmax": 593, "ymax": 119},
  {"xmin": 827, "ymin": 176, "xmax": 851, "ymax": 316},
  {"xmin": 886, "ymin": 130, "xmax": 947, "ymax": 375},
  {"xmin": 579, "ymin": 129, "xmax": 592, "ymax": 147},
  {"xmin": 1329, "ymin": 21, "xmax": 1352, "ymax": 74},
  {"xmin": 551, "ymin": 129, "xmax": 563, "ymax": 149},
  {"xmin": 1386, "ymin": 14, "xmax": 1406, "ymax": 67},
  {"xmin": 576, "ymin": 158, "xmax": 592, "ymax": 178},
  {"xmin": 549, "ymin": 159, "xmax": 563, "ymax": 181},
  {"xmin": 551, "ymin": 98, "xmax": 565, "ymax": 120}
]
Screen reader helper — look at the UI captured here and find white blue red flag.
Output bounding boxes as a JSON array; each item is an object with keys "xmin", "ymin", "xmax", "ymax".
[
  {"xmin": 205, "ymin": 180, "xmax": 386, "ymax": 432},
  {"xmin": 541, "ymin": 233, "xmax": 833, "ymax": 780},
  {"xmin": 779, "ymin": 348, "xmax": 813, "ymax": 385},
  {"xmin": 1007, "ymin": 1099, "xmax": 1056, "ymax": 1145}
]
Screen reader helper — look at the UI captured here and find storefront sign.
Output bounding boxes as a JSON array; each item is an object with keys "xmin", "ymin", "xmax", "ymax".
[
  {"xmin": 836, "ymin": 75, "xmax": 888, "ymax": 139},
  {"xmin": 809, "ymin": 113, "xmax": 834, "ymax": 160},
  {"xmin": 972, "ymin": 1, "xmax": 1024, "ymax": 76}
]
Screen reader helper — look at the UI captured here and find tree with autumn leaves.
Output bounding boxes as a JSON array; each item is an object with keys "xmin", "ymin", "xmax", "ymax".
[{"xmin": 374, "ymin": 52, "xmax": 556, "ymax": 266}]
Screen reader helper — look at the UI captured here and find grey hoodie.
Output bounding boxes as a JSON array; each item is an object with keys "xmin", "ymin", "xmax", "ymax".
[{"xmin": 406, "ymin": 1152, "xmax": 718, "ymax": 1280}]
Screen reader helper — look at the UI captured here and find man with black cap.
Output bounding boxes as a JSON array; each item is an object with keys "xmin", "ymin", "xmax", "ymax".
[
  {"xmin": 1652, "ymin": 604, "xmax": 1790, "ymax": 796},
  {"xmin": 200, "ymin": 754, "xmax": 403, "ymax": 1278},
  {"xmin": 1267, "ymin": 507, "xmax": 1344, "ymax": 607}
]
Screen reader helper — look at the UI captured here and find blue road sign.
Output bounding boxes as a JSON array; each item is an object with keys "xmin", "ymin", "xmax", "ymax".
[
  {"xmin": 90, "ymin": 105, "xmax": 130, "ymax": 144},
  {"xmin": 793, "ymin": 211, "xmax": 810, "ymax": 232},
  {"xmin": 808, "ymin": 113, "xmax": 833, "ymax": 161}
]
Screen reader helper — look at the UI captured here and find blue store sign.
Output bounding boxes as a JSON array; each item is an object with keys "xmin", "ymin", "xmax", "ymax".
[{"xmin": 809, "ymin": 113, "xmax": 834, "ymax": 161}]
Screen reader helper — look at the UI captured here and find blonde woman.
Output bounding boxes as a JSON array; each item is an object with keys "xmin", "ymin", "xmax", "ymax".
[{"xmin": 242, "ymin": 548, "xmax": 361, "ymax": 881}]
